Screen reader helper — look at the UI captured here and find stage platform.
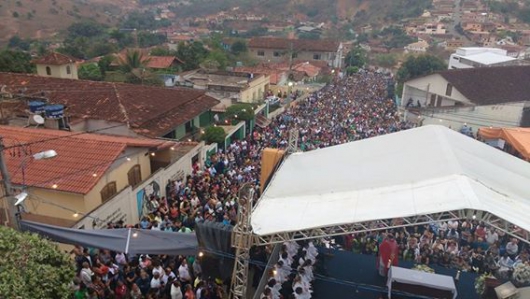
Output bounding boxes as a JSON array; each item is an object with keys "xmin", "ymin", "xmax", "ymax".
[{"xmin": 312, "ymin": 249, "xmax": 480, "ymax": 299}]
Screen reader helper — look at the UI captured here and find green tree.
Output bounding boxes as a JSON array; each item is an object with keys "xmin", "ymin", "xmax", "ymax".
[
  {"xmin": 12, "ymin": 11, "xmax": 19, "ymax": 18},
  {"xmin": 346, "ymin": 66, "xmax": 359, "ymax": 75},
  {"xmin": 67, "ymin": 21, "xmax": 105, "ymax": 38},
  {"xmin": 230, "ymin": 40, "xmax": 248, "ymax": 56},
  {"xmin": 176, "ymin": 41, "xmax": 209, "ymax": 71},
  {"xmin": 150, "ymin": 47, "xmax": 173, "ymax": 56},
  {"xmin": 0, "ymin": 226, "xmax": 74, "ymax": 298},
  {"xmin": 345, "ymin": 46, "xmax": 367, "ymax": 68},
  {"xmin": 8, "ymin": 35, "xmax": 31, "ymax": 51},
  {"xmin": 375, "ymin": 53, "xmax": 398, "ymax": 68},
  {"xmin": 117, "ymin": 49, "xmax": 150, "ymax": 73},
  {"xmin": 396, "ymin": 54, "xmax": 446, "ymax": 95},
  {"xmin": 206, "ymin": 50, "xmax": 229, "ymax": 69},
  {"xmin": 298, "ymin": 32, "xmax": 321, "ymax": 40},
  {"xmin": 225, "ymin": 103, "xmax": 255, "ymax": 121},
  {"xmin": 0, "ymin": 50, "xmax": 34, "ymax": 73},
  {"xmin": 202, "ymin": 126, "xmax": 227, "ymax": 144},
  {"xmin": 97, "ymin": 55, "xmax": 114, "ymax": 76},
  {"xmin": 79, "ymin": 63, "xmax": 103, "ymax": 81}
]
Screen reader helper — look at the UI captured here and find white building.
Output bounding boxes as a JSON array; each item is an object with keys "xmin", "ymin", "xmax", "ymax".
[
  {"xmin": 448, "ymin": 47, "xmax": 518, "ymax": 69},
  {"xmin": 401, "ymin": 66, "xmax": 530, "ymax": 130}
]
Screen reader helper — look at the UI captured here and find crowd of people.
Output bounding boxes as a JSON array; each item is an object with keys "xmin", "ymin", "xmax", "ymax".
[
  {"xmin": 342, "ymin": 219, "xmax": 528, "ymax": 280},
  {"xmin": 71, "ymin": 70, "xmax": 417, "ymax": 298}
]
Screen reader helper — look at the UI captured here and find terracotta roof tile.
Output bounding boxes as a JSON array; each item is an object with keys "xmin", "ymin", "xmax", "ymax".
[
  {"xmin": 0, "ymin": 73, "xmax": 220, "ymax": 138},
  {"xmin": 0, "ymin": 126, "xmax": 176, "ymax": 194},
  {"xmin": 248, "ymin": 37, "xmax": 340, "ymax": 53},
  {"xmin": 32, "ymin": 52, "xmax": 78, "ymax": 65},
  {"xmin": 146, "ymin": 56, "xmax": 184, "ymax": 69}
]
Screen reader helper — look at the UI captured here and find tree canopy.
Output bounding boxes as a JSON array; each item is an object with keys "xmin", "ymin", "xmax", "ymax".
[
  {"xmin": 396, "ymin": 54, "xmax": 446, "ymax": 95},
  {"xmin": 345, "ymin": 46, "xmax": 367, "ymax": 68},
  {"xmin": 79, "ymin": 63, "xmax": 103, "ymax": 81},
  {"xmin": 0, "ymin": 226, "xmax": 74, "ymax": 298},
  {"xmin": 0, "ymin": 50, "xmax": 34, "ymax": 73},
  {"xmin": 202, "ymin": 126, "xmax": 227, "ymax": 144}
]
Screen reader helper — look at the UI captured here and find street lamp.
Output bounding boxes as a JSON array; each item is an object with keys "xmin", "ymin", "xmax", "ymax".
[{"xmin": 0, "ymin": 145, "xmax": 58, "ymax": 230}]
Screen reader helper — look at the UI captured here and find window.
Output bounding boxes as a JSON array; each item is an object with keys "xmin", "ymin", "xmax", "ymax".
[
  {"xmin": 273, "ymin": 51, "xmax": 281, "ymax": 57},
  {"xmin": 257, "ymin": 50, "xmax": 265, "ymax": 56},
  {"xmin": 66, "ymin": 65, "xmax": 71, "ymax": 75},
  {"xmin": 127, "ymin": 165, "xmax": 142, "ymax": 187},
  {"xmin": 100, "ymin": 182, "xmax": 117, "ymax": 202},
  {"xmin": 46, "ymin": 66, "xmax": 51, "ymax": 76},
  {"xmin": 313, "ymin": 54, "xmax": 321, "ymax": 60},
  {"xmin": 445, "ymin": 83, "xmax": 453, "ymax": 96}
]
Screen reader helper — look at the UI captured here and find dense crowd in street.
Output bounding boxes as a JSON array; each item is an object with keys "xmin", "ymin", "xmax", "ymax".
[{"xmin": 71, "ymin": 70, "xmax": 416, "ymax": 299}]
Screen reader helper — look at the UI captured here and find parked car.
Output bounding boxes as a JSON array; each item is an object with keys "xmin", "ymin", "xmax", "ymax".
[{"xmin": 265, "ymin": 96, "xmax": 281, "ymax": 106}]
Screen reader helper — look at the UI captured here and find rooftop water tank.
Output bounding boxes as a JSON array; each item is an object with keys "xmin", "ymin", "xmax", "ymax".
[
  {"xmin": 43, "ymin": 105, "xmax": 64, "ymax": 119},
  {"xmin": 28, "ymin": 101, "xmax": 46, "ymax": 113}
]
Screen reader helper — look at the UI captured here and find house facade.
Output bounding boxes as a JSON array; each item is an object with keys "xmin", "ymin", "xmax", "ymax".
[
  {"xmin": 401, "ymin": 66, "xmax": 530, "ymax": 130},
  {"xmin": 180, "ymin": 70, "xmax": 271, "ymax": 104},
  {"xmin": 0, "ymin": 126, "xmax": 201, "ymax": 227},
  {"xmin": 33, "ymin": 52, "xmax": 79, "ymax": 80},
  {"xmin": 248, "ymin": 37, "xmax": 343, "ymax": 68}
]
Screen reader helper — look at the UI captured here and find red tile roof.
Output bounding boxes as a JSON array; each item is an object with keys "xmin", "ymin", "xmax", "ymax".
[
  {"xmin": 146, "ymin": 56, "xmax": 184, "ymax": 69},
  {"xmin": 32, "ymin": 52, "xmax": 78, "ymax": 65},
  {"xmin": 248, "ymin": 37, "xmax": 340, "ymax": 53},
  {"xmin": 0, "ymin": 73, "xmax": 219, "ymax": 138},
  {"xmin": 0, "ymin": 126, "xmax": 179, "ymax": 194}
]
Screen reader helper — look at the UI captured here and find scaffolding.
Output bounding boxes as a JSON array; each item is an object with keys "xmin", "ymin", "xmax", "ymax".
[{"xmin": 230, "ymin": 207, "xmax": 530, "ymax": 298}]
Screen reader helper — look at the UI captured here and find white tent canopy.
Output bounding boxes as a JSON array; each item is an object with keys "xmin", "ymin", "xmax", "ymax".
[{"xmin": 251, "ymin": 125, "xmax": 530, "ymax": 236}]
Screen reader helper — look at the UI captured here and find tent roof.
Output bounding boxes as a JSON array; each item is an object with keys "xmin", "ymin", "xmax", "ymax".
[
  {"xmin": 251, "ymin": 125, "xmax": 530, "ymax": 236},
  {"xmin": 21, "ymin": 221, "xmax": 198, "ymax": 256},
  {"xmin": 478, "ymin": 127, "xmax": 530, "ymax": 160}
]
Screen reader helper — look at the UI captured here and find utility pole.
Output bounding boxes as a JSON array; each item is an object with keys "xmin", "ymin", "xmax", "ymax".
[{"xmin": 0, "ymin": 138, "xmax": 18, "ymax": 230}]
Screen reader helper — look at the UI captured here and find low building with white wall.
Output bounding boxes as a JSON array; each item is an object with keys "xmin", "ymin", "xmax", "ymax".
[
  {"xmin": 448, "ymin": 47, "xmax": 518, "ymax": 69},
  {"xmin": 401, "ymin": 65, "xmax": 530, "ymax": 131}
]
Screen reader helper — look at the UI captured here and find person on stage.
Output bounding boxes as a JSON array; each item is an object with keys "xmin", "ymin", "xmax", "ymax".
[{"xmin": 378, "ymin": 233, "xmax": 399, "ymax": 277}]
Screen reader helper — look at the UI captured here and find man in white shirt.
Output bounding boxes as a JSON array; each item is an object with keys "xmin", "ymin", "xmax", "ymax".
[
  {"xmin": 150, "ymin": 272, "xmax": 163, "ymax": 290},
  {"xmin": 506, "ymin": 239, "xmax": 519, "ymax": 258},
  {"xmin": 80, "ymin": 262, "xmax": 94, "ymax": 286},
  {"xmin": 486, "ymin": 228, "xmax": 498, "ymax": 245},
  {"xmin": 178, "ymin": 259, "xmax": 192, "ymax": 284}
]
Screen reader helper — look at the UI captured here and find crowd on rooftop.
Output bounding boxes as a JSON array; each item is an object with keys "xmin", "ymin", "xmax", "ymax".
[{"xmin": 71, "ymin": 70, "xmax": 417, "ymax": 299}]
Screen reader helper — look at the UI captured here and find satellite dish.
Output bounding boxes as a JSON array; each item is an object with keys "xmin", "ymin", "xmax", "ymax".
[
  {"xmin": 14, "ymin": 192, "xmax": 28, "ymax": 206},
  {"xmin": 33, "ymin": 114, "xmax": 45, "ymax": 125}
]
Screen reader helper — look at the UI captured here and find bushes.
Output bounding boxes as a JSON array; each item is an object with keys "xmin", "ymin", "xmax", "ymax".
[{"xmin": 202, "ymin": 126, "xmax": 226, "ymax": 144}]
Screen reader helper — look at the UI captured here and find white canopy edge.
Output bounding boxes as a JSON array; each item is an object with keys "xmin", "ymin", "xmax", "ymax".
[{"xmin": 251, "ymin": 125, "xmax": 530, "ymax": 237}]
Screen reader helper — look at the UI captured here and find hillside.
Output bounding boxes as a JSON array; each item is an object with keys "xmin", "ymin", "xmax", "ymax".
[
  {"xmin": 0, "ymin": 0, "xmax": 432, "ymax": 42},
  {"xmin": 174, "ymin": 0, "xmax": 431, "ymax": 23},
  {"xmin": 0, "ymin": 0, "xmax": 137, "ymax": 41}
]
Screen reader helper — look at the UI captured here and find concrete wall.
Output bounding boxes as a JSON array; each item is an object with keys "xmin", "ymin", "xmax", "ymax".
[
  {"xmin": 21, "ymin": 148, "xmax": 150, "ymax": 224},
  {"xmin": 240, "ymin": 75, "xmax": 270, "ymax": 103},
  {"xmin": 405, "ymin": 102, "xmax": 525, "ymax": 131},
  {"xmin": 36, "ymin": 63, "xmax": 78, "ymax": 79},
  {"xmin": 402, "ymin": 74, "xmax": 472, "ymax": 107},
  {"xmin": 74, "ymin": 142, "xmax": 208, "ymax": 228},
  {"xmin": 249, "ymin": 47, "xmax": 335, "ymax": 66}
]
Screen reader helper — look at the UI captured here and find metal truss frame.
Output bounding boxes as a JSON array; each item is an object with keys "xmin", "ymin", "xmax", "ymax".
[
  {"xmin": 230, "ymin": 184, "xmax": 255, "ymax": 299},
  {"xmin": 252, "ymin": 209, "xmax": 530, "ymax": 246},
  {"xmin": 287, "ymin": 129, "xmax": 299, "ymax": 153},
  {"xmin": 231, "ymin": 208, "xmax": 530, "ymax": 298}
]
